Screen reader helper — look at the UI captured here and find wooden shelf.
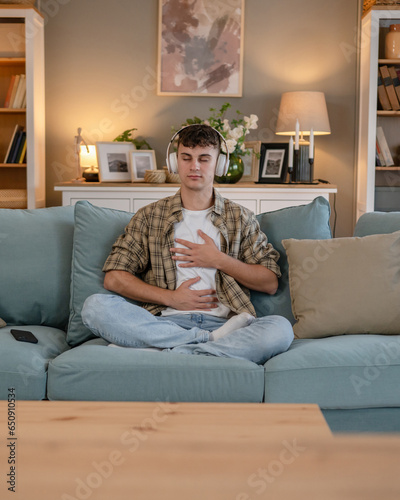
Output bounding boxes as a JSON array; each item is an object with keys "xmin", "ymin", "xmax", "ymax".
[
  {"xmin": 0, "ymin": 163, "xmax": 26, "ymax": 168},
  {"xmin": 376, "ymin": 166, "xmax": 400, "ymax": 170},
  {"xmin": 378, "ymin": 58, "xmax": 400, "ymax": 64},
  {"xmin": 0, "ymin": 108, "xmax": 26, "ymax": 113},
  {"xmin": 377, "ymin": 110, "xmax": 400, "ymax": 116},
  {"xmin": 0, "ymin": 57, "xmax": 25, "ymax": 66}
]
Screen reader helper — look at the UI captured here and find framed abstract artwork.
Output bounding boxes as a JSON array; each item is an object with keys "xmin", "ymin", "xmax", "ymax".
[{"xmin": 157, "ymin": 0, "xmax": 244, "ymax": 96}]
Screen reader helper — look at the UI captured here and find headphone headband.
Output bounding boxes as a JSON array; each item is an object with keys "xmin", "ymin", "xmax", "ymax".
[{"xmin": 166, "ymin": 124, "xmax": 229, "ymax": 176}]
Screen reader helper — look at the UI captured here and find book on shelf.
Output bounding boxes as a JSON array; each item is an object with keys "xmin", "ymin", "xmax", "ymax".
[
  {"xmin": 18, "ymin": 135, "xmax": 27, "ymax": 164},
  {"xmin": 12, "ymin": 74, "xmax": 26, "ymax": 109},
  {"xmin": 376, "ymin": 139, "xmax": 385, "ymax": 166},
  {"xmin": 3, "ymin": 74, "xmax": 26, "ymax": 109},
  {"xmin": 3, "ymin": 125, "xmax": 25, "ymax": 164},
  {"xmin": 3, "ymin": 75, "xmax": 16, "ymax": 108},
  {"xmin": 379, "ymin": 65, "xmax": 400, "ymax": 111},
  {"xmin": 376, "ymin": 126, "xmax": 394, "ymax": 167},
  {"xmin": 377, "ymin": 74, "xmax": 391, "ymax": 110},
  {"xmin": 388, "ymin": 66, "xmax": 400, "ymax": 102}
]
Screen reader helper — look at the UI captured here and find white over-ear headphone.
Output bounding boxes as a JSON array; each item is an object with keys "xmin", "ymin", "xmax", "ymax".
[{"xmin": 166, "ymin": 125, "xmax": 230, "ymax": 177}]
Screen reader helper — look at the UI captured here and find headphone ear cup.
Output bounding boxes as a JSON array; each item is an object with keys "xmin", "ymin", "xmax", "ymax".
[
  {"xmin": 168, "ymin": 152, "xmax": 178, "ymax": 173},
  {"xmin": 215, "ymin": 154, "xmax": 228, "ymax": 177}
]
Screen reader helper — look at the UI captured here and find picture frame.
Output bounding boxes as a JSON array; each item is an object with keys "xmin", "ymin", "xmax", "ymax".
[
  {"xmin": 96, "ymin": 142, "xmax": 135, "ymax": 182},
  {"xmin": 130, "ymin": 150, "xmax": 157, "ymax": 182},
  {"xmin": 241, "ymin": 141, "xmax": 261, "ymax": 182},
  {"xmin": 157, "ymin": 0, "xmax": 244, "ymax": 97},
  {"xmin": 257, "ymin": 143, "xmax": 289, "ymax": 184}
]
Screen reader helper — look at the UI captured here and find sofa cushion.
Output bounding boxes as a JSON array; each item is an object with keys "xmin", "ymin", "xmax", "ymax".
[
  {"xmin": 47, "ymin": 339, "xmax": 264, "ymax": 402},
  {"xmin": 0, "ymin": 206, "xmax": 74, "ymax": 330},
  {"xmin": 354, "ymin": 210, "xmax": 400, "ymax": 236},
  {"xmin": 252, "ymin": 196, "xmax": 332, "ymax": 322},
  {"xmin": 0, "ymin": 325, "xmax": 70, "ymax": 400},
  {"xmin": 283, "ymin": 231, "xmax": 400, "ymax": 339},
  {"xmin": 264, "ymin": 335, "xmax": 400, "ymax": 409},
  {"xmin": 67, "ymin": 201, "xmax": 134, "ymax": 346}
]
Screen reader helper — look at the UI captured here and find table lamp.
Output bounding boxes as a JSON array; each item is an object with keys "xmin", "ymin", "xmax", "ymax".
[
  {"xmin": 80, "ymin": 145, "xmax": 99, "ymax": 182},
  {"xmin": 275, "ymin": 91, "xmax": 331, "ymax": 183}
]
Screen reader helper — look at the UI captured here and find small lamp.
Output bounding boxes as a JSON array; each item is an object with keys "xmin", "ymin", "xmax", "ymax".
[
  {"xmin": 80, "ymin": 145, "xmax": 99, "ymax": 182},
  {"xmin": 275, "ymin": 91, "xmax": 331, "ymax": 183}
]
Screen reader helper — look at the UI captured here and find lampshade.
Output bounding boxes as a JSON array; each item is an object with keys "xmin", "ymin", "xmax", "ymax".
[
  {"xmin": 79, "ymin": 145, "xmax": 98, "ymax": 168},
  {"xmin": 275, "ymin": 91, "xmax": 331, "ymax": 136}
]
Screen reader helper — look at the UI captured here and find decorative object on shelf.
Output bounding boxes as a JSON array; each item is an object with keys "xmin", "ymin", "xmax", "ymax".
[
  {"xmin": 257, "ymin": 143, "xmax": 289, "ymax": 184},
  {"xmin": 158, "ymin": 0, "xmax": 244, "ymax": 97},
  {"xmin": 73, "ymin": 128, "xmax": 89, "ymax": 183},
  {"xmin": 163, "ymin": 166, "xmax": 181, "ymax": 183},
  {"xmin": 144, "ymin": 169, "xmax": 166, "ymax": 183},
  {"xmin": 242, "ymin": 141, "xmax": 261, "ymax": 182},
  {"xmin": 95, "ymin": 141, "xmax": 135, "ymax": 182},
  {"xmin": 365, "ymin": 0, "xmax": 400, "ymax": 11},
  {"xmin": 113, "ymin": 128, "xmax": 152, "ymax": 150},
  {"xmin": 385, "ymin": 24, "xmax": 400, "ymax": 59},
  {"xmin": 215, "ymin": 153, "xmax": 244, "ymax": 184},
  {"xmin": 363, "ymin": 0, "xmax": 377, "ymax": 13},
  {"xmin": 0, "ymin": 189, "xmax": 26, "ymax": 209},
  {"xmin": 80, "ymin": 145, "xmax": 99, "ymax": 182},
  {"xmin": 130, "ymin": 150, "xmax": 157, "ymax": 182},
  {"xmin": 276, "ymin": 91, "xmax": 331, "ymax": 183},
  {"xmin": 178, "ymin": 102, "xmax": 259, "ymax": 183}
]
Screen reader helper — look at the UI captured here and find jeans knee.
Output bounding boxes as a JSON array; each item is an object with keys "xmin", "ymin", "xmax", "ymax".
[
  {"xmin": 81, "ymin": 293, "xmax": 109, "ymax": 326},
  {"xmin": 259, "ymin": 315, "xmax": 294, "ymax": 349}
]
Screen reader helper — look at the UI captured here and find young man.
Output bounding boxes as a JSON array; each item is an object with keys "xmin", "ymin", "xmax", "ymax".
[{"xmin": 82, "ymin": 125, "xmax": 293, "ymax": 364}]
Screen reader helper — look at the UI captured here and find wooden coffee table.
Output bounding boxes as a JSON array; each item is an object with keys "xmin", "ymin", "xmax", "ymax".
[{"xmin": 1, "ymin": 401, "xmax": 400, "ymax": 499}]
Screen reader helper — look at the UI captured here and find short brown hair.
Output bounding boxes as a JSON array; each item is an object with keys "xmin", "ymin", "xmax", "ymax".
[{"xmin": 177, "ymin": 124, "xmax": 221, "ymax": 150}]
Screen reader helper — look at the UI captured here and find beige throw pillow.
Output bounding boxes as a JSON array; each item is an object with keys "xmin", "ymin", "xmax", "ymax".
[{"xmin": 282, "ymin": 231, "xmax": 400, "ymax": 339}]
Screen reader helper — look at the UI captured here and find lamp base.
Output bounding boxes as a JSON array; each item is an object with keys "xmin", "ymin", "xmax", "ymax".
[{"xmin": 82, "ymin": 170, "xmax": 99, "ymax": 182}]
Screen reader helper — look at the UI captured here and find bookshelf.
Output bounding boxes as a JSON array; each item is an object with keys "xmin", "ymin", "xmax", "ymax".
[
  {"xmin": 357, "ymin": 7, "xmax": 400, "ymax": 218},
  {"xmin": 0, "ymin": 5, "xmax": 45, "ymax": 209}
]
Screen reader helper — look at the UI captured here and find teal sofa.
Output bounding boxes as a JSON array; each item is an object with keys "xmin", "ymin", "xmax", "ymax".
[{"xmin": 1, "ymin": 198, "xmax": 399, "ymax": 433}]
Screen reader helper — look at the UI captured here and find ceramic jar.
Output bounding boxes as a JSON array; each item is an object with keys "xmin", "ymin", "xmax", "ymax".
[{"xmin": 385, "ymin": 24, "xmax": 400, "ymax": 59}]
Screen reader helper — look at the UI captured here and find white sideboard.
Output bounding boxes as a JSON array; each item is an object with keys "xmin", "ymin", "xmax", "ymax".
[{"xmin": 54, "ymin": 182, "xmax": 337, "ymax": 214}]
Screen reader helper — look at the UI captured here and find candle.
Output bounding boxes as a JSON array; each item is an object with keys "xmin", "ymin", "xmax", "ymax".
[
  {"xmin": 309, "ymin": 128, "xmax": 314, "ymax": 159},
  {"xmin": 295, "ymin": 119, "xmax": 300, "ymax": 150},
  {"xmin": 288, "ymin": 136, "xmax": 293, "ymax": 167}
]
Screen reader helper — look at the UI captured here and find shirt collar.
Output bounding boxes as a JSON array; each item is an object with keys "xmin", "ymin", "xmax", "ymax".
[{"xmin": 170, "ymin": 188, "xmax": 224, "ymax": 215}]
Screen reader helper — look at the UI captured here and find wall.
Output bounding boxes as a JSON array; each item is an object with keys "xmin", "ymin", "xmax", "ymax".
[{"xmin": 43, "ymin": 0, "xmax": 361, "ymax": 237}]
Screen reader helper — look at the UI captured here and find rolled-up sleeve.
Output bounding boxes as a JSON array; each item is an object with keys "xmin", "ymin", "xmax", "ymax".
[{"xmin": 102, "ymin": 210, "xmax": 149, "ymax": 275}]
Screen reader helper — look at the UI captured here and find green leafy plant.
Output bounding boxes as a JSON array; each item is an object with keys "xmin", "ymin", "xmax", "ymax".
[{"xmin": 113, "ymin": 128, "xmax": 152, "ymax": 150}]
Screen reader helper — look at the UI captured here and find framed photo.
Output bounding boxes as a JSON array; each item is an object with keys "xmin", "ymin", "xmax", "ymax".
[
  {"xmin": 130, "ymin": 150, "xmax": 157, "ymax": 182},
  {"xmin": 157, "ymin": 0, "xmax": 244, "ymax": 96},
  {"xmin": 258, "ymin": 143, "xmax": 289, "ymax": 184},
  {"xmin": 96, "ymin": 142, "xmax": 134, "ymax": 182},
  {"xmin": 241, "ymin": 141, "xmax": 261, "ymax": 182}
]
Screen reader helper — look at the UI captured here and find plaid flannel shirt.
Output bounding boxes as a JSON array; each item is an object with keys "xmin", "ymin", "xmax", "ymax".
[{"xmin": 103, "ymin": 189, "xmax": 281, "ymax": 316}]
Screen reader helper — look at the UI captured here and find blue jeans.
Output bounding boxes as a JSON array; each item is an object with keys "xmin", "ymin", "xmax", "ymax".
[{"xmin": 81, "ymin": 294, "xmax": 294, "ymax": 365}]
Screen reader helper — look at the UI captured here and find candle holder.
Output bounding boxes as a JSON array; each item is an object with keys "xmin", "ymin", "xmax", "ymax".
[
  {"xmin": 308, "ymin": 158, "xmax": 314, "ymax": 183},
  {"xmin": 293, "ymin": 149, "xmax": 300, "ymax": 183}
]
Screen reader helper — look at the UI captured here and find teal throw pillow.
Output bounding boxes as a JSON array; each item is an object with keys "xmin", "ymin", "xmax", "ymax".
[
  {"xmin": 0, "ymin": 206, "xmax": 74, "ymax": 330},
  {"xmin": 354, "ymin": 211, "xmax": 400, "ymax": 237},
  {"xmin": 252, "ymin": 196, "xmax": 332, "ymax": 323},
  {"xmin": 67, "ymin": 201, "xmax": 134, "ymax": 346}
]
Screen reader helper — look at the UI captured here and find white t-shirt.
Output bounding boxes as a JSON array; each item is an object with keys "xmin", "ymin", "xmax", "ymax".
[{"xmin": 161, "ymin": 207, "xmax": 231, "ymax": 318}]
